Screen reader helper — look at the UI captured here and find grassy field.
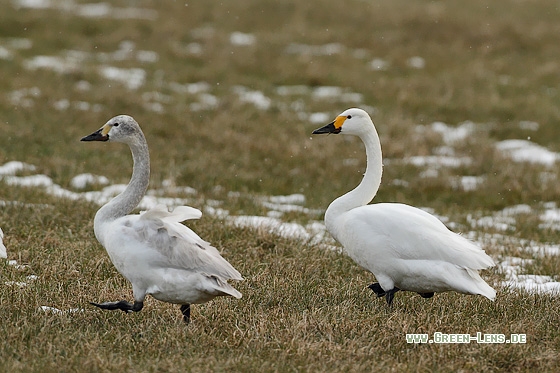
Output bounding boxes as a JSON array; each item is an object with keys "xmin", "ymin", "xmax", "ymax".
[{"xmin": 1, "ymin": 0, "xmax": 560, "ymax": 371}]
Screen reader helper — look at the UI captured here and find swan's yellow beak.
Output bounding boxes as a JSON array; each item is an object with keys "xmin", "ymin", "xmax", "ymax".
[
  {"xmin": 312, "ymin": 116, "xmax": 346, "ymax": 134},
  {"xmin": 81, "ymin": 124, "xmax": 110, "ymax": 142}
]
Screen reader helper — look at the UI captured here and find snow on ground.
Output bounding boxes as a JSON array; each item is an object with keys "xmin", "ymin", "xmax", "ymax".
[
  {"xmin": 0, "ymin": 161, "xmax": 36, "ymax": 175},
  {"xmin": 404, "ymin": 155, "xmax": 472, "ymax": 168},
  {"xmin": 12, "ymin": 0, "xmax": 158, "ymax": 20},
  {"xmin": 70, "ymin": 174, "xmax": 110, "ymax": 189},
  {"xmin": 232, "ymin": 86, "xmax": 271, "ymax": 110},
  {"xmin": 39, "ymin": 306, "xmax": 84, "ymax": 315},
  {"xmin": 2, "ymin": 157, "xmax": 560, "ymax": 295},
  {"xmin": 469, "ymin": 230, "xmax": 560, "ymax": 294},
  {"xmin": 430, "ymin": 121, "xmax": 475, "ymax": 144},
  {"xmin": 98, "ymin": 66, "xmax": 146, "ymax": 90},
  {"xmin": 496, "ymin": 139, "xmax": 559, "ymax": 166},
  {"xmin": 451, "ymin": 175, "xmax": 486, "ymax": 191},
  {"xmin": 230, "ymin": 32, "xmax": 256, "ymax": 46}
]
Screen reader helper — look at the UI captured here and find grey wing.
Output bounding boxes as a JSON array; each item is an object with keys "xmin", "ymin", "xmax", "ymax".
[{"xmin": 132, "ymin": 215, "xmax": 243, "ymax": 281}]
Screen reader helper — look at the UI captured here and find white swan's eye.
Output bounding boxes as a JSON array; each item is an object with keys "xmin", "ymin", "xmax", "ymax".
[
  {"xmin": 347, "ymin": 115, "xmax": 352, "ymax": 119},
  {"xmin": 113, "ymin": 123, "xmax": 120, "ymax": 127}
]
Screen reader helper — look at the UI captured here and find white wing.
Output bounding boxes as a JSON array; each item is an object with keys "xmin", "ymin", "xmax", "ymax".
[
  {"xmin": 116, "ymin": 204, "xmax": 242, "ymax": 281},
  {"xmin": 345, "ymin": 203, "xmax": 494, "ymax": 270}
]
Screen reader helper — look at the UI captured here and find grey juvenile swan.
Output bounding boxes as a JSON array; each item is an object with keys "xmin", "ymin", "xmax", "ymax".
[{"xmin": 81, "ymin": 115, "xmax": 243, "ymax": 323}]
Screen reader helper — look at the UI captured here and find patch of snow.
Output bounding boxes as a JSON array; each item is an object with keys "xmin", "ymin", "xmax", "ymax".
[
  {"xmin": 0, "ymin": 161, "xmax": 36, "ymax": 176},
  {"xmin": 12, "ymin": 0, "xmax": 53, "ymax": 9},
  {"xmin": 451, "ymin": 175, "xmax": 485, "ymax": 191},
  {"xmin": 518, "ymin": 121, "xmax": 539, "ymax": 131},
  {"xmin": 23, "ymin": 55, "xmax": 80, "ymax": 73},
  {"xmin": 70, "ymin": 174, "xmax": 110, "ymax": 189},
  {"xmin": 232, "ymin": 86, "xmax": 271, "ymax": 110},
  {"xmin": 405, "ymin": 155, "xmax": 472, "ymax": 168},
  {"xmin": 268, "ymin": 194, "xmax": 306, "ymax": 204},
  {"xmin": 230, "ymin": 32, "xmax": 256, "ymax": 46},
  {"xmin": 7, "ymin": 259, "xmax": 28, "ymax": 270},
  {"xmin": 276, "ymin": 85, "xmax": 311, "ymax": 96},
  {"xmin": 312, "ymin": 86, "xmax": 342, "ymax": 100},
  {"xmin": 8, "ymin": 87, "xmax": 41, "ymax": 108},
  {"xmin": 308, "ymin": 112, "xmax": 330, "ymax": 124},
  {"xmin": 284, "ymin": 43, "xmax": 343, "ymax": 56},
  {"xmin": 407, "ymin": 56, "xmax": 425, "ymax": 69},
  {"xmin": 228, "ymin": 215, "xmax": 327, "ymax": 244},
  {"xmin": 466, "ymin": 205, "xmax": 532, "ymax": 231},
  {"xmin": 75, "ymin": 80, "xmax": 92, "ymax": 91},
  {"xmin": 4, "ymin": 274, "xmax": 38, "ymax": 287},
  {"xmin": 502, "ymin": 275, "xmax": 560, "ymax": 294},
  {"xmin": 3, "ymin": 174, "xmax": 54, "ymax": 187},
  {"xmin": 136, "ymin": 50, "xmax": 159, "ymax": 63},
  {"xmin": 39, "ymin": 306, "xmax": 85, "ymax": 315},
  {"xmin": 98, "ymin": 66, "xmax": 146, "ymax": 90},
  {"xmin": 370, "ymin": 58, "xmax": 389, "ymax": 71},
  {"xmin": 169, "ymin": 81, "xmax": 211, "ymax": 95},
  {"xmin": 0, "ymin": 46, "xmax": 12, "ymax": 60},
  {"xmin": 430, "ymin": 121, "xmax": 475, "ymax": 144},
  {"xmin": 189, "ymin": 93, "xmax": 219, "ymax": 111},
  {"xmin": 496, "ymin": 139, "xmax": 558, "ymax": 166},
  {"xmin": 5, "ymin": 37, "xmax": 33, "ymax": 50},
  {"xmin": 75, "ymin": 3, "xmax": 157, "ymax": 20}
]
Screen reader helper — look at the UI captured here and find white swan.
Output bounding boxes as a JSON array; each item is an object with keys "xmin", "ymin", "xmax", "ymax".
[
  {"xmin": 0, "ymin": 228, "xmax": 6, "ymax": 259},
  {"xmin": 312, "ymin": 108, "xmax": 495, "ymax": 305},
  {"xmin": 81, "ymin": 115, "xmax": 243, "ymax": 323}
]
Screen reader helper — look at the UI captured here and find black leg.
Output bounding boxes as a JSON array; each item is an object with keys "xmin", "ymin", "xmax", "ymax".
[
  {"xmin": 90, "ymin": 300, "xmax": 144, "ymax": 313},
  {"xmin": 385, "ymin": 288, "xmax": 400, "ymax": 306},
  {"xmin": 417, "ymin": 292, "xmax": 434, "ymax": 299},
  {"xmin": 180, "ymin": 304, "xmax": 191, "ymax": 324},
  {"xmin": 368, "ymin": 283, "xmax": 386, "ymax": 297}
]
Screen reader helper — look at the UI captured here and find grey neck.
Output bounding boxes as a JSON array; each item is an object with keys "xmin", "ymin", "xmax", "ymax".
[{"xmin": 94, "ymin": 136, "xmax": 150, "ymax": 244}]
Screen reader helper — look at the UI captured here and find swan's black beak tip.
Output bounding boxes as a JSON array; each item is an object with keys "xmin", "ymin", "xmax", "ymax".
[
  {"xmin": 312, "ymin": 122, "xmax": 340, "ymax": 135},
  {"xmin": 81, "ymin": 128, "xmax": 109, "ymax": 142}
]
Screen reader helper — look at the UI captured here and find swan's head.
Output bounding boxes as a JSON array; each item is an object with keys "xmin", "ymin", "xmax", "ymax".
[
  {"xmin": 81, "ymin": 115, "xmax": 143, "ymax": 144},
  {"xmin": 312, "ymin": 108, "xmax": 374, "ymax": 137}
]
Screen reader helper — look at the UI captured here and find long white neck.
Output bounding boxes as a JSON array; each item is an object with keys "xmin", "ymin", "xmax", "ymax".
[
  {"xmin": 93, "ymin": 137, "xmax": 150, "ymax": 245},
  {"xmin": 325, "ymin": 127, "xmax": 383, "ymax": 233}
]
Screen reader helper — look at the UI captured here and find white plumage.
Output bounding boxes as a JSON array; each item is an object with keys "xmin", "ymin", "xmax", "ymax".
[
  {"xmin": 81, "ymin": 115, "xmax": 242, "ymax": 322},
  {"xmin": 312, "ymin": 108, "xmax": 495, "ymax": 305},
  {"xmin": 0, "ymin": 228, "xmax": 6, "ymax": 259}
]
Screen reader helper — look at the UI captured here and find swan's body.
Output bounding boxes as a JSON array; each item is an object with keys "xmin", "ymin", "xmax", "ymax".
[
  {"xmin": 81, "ymin": 115, "xmax": 242, "ymax": 322},
  {"xmin": 0, "ymin": 228, "xmax": 7, "ymax": 259},
  {"xmin": 312, "ymin": 108, "xmax": 495, "ymax": 305}
]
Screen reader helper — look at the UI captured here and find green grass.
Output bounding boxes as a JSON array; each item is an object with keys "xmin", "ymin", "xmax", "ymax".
[{"xmin": 1, "ymin": 0, "xmax": 560, "ymax": 371}]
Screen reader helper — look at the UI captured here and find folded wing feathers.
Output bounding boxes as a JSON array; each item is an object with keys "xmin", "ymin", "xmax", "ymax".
[
  {"xmin": 352, "ymin": 204, "xmax": 495, "ymax": 270},
  {"xmin": 137, "ymin": 205, "xmax": 243, "ymax": 281}
]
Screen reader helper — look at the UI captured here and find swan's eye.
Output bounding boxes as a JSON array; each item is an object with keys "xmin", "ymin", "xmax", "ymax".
[
  {"xmin": 113, "ymin": 123, "xmax": 120, "ymax": 127},
  {"xmin": 347, "ymin": 115, "xmax": 352, "ymax": 119}
]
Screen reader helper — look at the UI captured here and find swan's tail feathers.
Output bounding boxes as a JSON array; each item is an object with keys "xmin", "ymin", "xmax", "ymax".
[
  {"xmin": 451, "ymin": 235, "xmax": 496, "ymax": 269},
  {"xmin": 466, "ymin": 268, "xmax": 496, "ymax": 301},
  {"xmin": 207, "ymin": 275, "xmax": 243, "ymax": 299}
]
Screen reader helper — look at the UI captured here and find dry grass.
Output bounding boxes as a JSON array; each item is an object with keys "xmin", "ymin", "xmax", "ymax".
[{"xmin": 1, "ymin": 0, "xmax": 560, "ymax": 371}]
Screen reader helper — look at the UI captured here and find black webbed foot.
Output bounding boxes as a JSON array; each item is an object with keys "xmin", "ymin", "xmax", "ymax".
[
  {"xmin": 90, "ymin": 300, "xmax": 144, "ymax": 313},
  {"xmin": 385, "ymin": 288, "xmax": 400, "ymax": 306},
  {"xmin": 368, "ymin": 283, "xmax": 400, "ymax": 306},
  {"xmin": 368, "ymin": 283, "xmax": 386, "ymax": 297},
  {"xmin": 417, "ymin": 292, "xmax": 435, "ymax": 299},
  {"xmin": 180, "ymin": 304, "xmax": 191, "ymax": 324}
]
